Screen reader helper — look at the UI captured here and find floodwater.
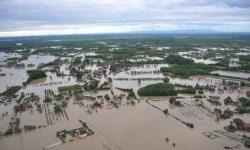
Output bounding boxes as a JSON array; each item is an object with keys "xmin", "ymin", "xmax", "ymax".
[
  {"xmin": 0, "ymin": 67, "xmax": 27, "ymax": 92},
  {"xmin": 0, "ymin": 55, "xmax": 57, "ymax": 93},
  {"xmin": 0, "ymin": 52, "xmax": 22, "ymax": 66},
  {"xmin": 1, "ymin": 61, "xmax": 250, "ymax": 150},
  {"xmin": 179, "ymin": 51, "xmax": 218, "ymax": 65},
  {"xmin": 1, "ymin": 95, "xmax": 250, "ymax": 150},
  {"xmin": 212, "ymin": 70, "xmax": 250, "ymax": 79},
  {"xmin": 20, "ymin": 55, "xmax": 57, "ymax": 67}
]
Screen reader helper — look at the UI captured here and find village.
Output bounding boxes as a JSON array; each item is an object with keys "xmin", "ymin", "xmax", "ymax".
[{"xmin": 0, "ymin": 34, "xmax": 250, "ymax": 150}]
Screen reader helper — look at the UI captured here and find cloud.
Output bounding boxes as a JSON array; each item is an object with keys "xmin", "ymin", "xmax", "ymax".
[{"xmin": 0, "ymin": 0, "xmax": 249, "ymax": 36}]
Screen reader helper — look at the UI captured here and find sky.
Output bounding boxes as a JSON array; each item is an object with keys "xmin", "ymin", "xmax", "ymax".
[{"xmin": 0, "ymin": 0, "xmax": 250, "ymax": 37}]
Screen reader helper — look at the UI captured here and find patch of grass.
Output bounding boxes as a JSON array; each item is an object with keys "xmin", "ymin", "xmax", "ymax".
[{"xmin": 54, "ymin": 105, "xmax": 62, "ymax": 113}]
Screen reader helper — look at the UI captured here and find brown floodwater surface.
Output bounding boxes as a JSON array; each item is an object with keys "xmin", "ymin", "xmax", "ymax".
[{"xmin": 1, "ymin": 63, "xmax": 250, "ymax": 150}]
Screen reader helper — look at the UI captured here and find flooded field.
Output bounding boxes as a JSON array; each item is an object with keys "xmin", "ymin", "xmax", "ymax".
[
  {"xmin": 212, "ymin": 71, "xmax": 250, "ymax": 80},
  {"xmin": 1, "ymin": 35, "xmax": 250, "ymax": 150}
]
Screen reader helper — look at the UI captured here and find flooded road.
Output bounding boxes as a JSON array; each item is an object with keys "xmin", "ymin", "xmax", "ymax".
[{"xmin": 212, "ymin": 70, "xmax": 250, "ymax": 79}]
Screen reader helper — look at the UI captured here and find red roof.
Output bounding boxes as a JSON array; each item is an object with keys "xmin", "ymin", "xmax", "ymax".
[{"xmin": 244, "ymin": 123, "xmax": 250, "ymax": 129}]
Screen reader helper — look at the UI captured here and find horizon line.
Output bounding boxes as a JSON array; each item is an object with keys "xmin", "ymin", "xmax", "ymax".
[{"xmin": 1, "ymin": 30, "xmax": 250, "ymax": 38}]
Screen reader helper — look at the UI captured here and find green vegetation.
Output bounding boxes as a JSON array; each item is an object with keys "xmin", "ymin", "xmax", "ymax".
[
  {"xmin": 193, "ymin": 95, "xmax": 203, "ymax": 98},
  {"xmin": 44, "ymin": 89, "xmax": 54, "ymax": 102},
  {"xmin": 216, "ymin": 57, "xmax": 230, "ymax": 67},
  {"xmin": 198, "ymin": 90, "xmax": 204, "ymax": 94},
  {"xmin": 0, "ymin": 86, "xmax": 22, "ymax": 97},
  {"xmin": 169, "ymin": 97, "xmax": 176, "ymax": 104},
  {"xmin": 137, "ymin": 83, "xmax": 177, "ymax": 96},
  {"xmin": 238, "ymin": 97, "xmax": 250, "ymax": 107},
  {"xmin": 115, "ymin": 87, "xmax": 137, "ymax": 99},
  {"xmin": 98, "ymin": 81, "xmax": 110, "ymax": 90},
  {"xmin": 161, "ymin": 63, "xmax": 213, "ymax": 78},
  {"xmin": 169, "ymin": 97, "xmax": 183, "ymax": 107},
  {"xmin": 24, "ymin": 125, "xmax": 36, "ymax": 131},
  {"xmin": 104, "ymin": 94, "xmax": 110, "ymax": 100},
  {"xmin": 177, "ymin": 87, "xmax": 196, "ymax": 94},
  {"xmin": 58, "ymin": 85, "xmax": 83, "ymax": 93},
  {"xmin": 163, "ymin": 109, "xmax": 168, "ymax": 114},
  {"xmin": 83, "ymin": 80, "xmax": 99, "ymax": 91},
  {"xmin": 165, "ymin": 55, "xmax": 193, "ymax": 65},
  {"xmin": 163, "ymin": 77, "xmax": 170, "ymax": 83},
  {"xmin": 91, "ymin": 101, "xmax": 102, "ymax": 109},
  {"xmin": 72, "ymin": 57, "xmax": 82, "ymax": 65},
  {"xmin": 54, "ymin": 105, "xmax": 62, "ymax": 113},
  {"xmin": 127, "ymin": 89, "xmax": 137, "ymax": 100},
  {"xmin": 236, "ymin": 97, "xmax": 250, "ymax": 113},
  {"xmin": 108, "ymin": 77, "xmax": 112, "ymax": 82},
  {"xmin": 25, "ymin": 70, "xmax": 47, "ymax": 85},
  {"xmin": 239, "ymin": 55, "xmax": 250, "ymax": 62}
]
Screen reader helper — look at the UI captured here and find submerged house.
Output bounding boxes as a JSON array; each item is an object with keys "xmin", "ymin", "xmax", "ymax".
[
  {"xmin": 226, "ymin": 118, "xmax": 250, "ymax": 132},
  {"xmin": 233, "ymin": 118, "xmax": 245, "ymax": 130},
  {"xmin": 207, "ymin": 98, "xmax": 221, "ymax": 105},
  {"xmin": 75, "ymin": 93, "xmax": 84, "ymax": 101},
  {"xmin": 224, "ymin": 96, "xmax": 238, "ymax": 106},
  {"xmin": 220, "ymin": 108, "xmax": 233, "ymax": 119},
  {"xmin": 214, "ymin": 108, "xmax": 222, "ymax": 115}
]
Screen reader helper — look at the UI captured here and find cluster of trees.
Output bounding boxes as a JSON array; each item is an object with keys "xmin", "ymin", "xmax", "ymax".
[
  {"xmin": 137, "ymin": 82, "xmax": 198, "ymax": 97},
  {"xmin": 83, "ymin": 80, "xmax": 99, "ymax": 91},
  {"xmin": 137, "ymin": 83, "xmax": 177, "ymax": 96},
  {"xmin": 98, "ymin": 81, "xmax": 111, "ymax": 90},
  {"xmin": 165, "ymin": 55, "xmax": 193, "ymax": 65},
  {"xmin": 54, "ymin": 105, "xmax": 62, "ymax": 113},
  {"xmin": 169, "ymin": 97, "xmax": 183, "ymax": 107},
  {"xmin": 239, "ymin": 97, "xmax": 250, "ymax": 107},
  {"xmin": 161, "ymin": 63, "xmax": 213, "ymax": 78},
  {"xmin": 58, "ymin": 85, "xmax": 83, "ymax": 93},
  {"xmin": 177, "ymin": 87, "xmax": 196, "ymax": 94},
  {"xmin": 127, "ymin": 89, "xmax": 137, "ymax": 100},
  {"xmin": 72, "ymin": 57, "xmax": 82, "ymax": 65},
  {"xmin": 239, "ymin": 55, "xmax": 250, "ymax": 62},
  {"xmin": 91, "ymin": 101, "xmax": 102, "ymax": 109},
  {"xmin": 237, "ymin": 97, "xmax": 250, "ymax": 113},
  {"xmin": 24, "ymin": 70, "xmax": 47, "ymax": 85},
  {"xmin": 161, "ymin": 55, "xmax": 215, "ymax": 78},
  {"xmin": 115, "ymin": 87, "xmax": 137, "ymax": 99},
  {"xmin": 0, "ymin": 86, "xmax": 22, "ymax": 97}
]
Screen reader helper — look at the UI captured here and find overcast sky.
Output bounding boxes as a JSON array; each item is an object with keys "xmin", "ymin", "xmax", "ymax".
[{"xmin": 0, "ymin": 0, "xmax": 249, "ymax": 37}]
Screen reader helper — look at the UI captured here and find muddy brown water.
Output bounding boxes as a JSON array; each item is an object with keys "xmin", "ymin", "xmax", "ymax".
[
  {"xmin": 1, "ymin": 63, "xmax": 250, "ymax": 150},
  {"xmin": 1, "ymin": 98, "xmax": 250, "ymax": 150}
]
